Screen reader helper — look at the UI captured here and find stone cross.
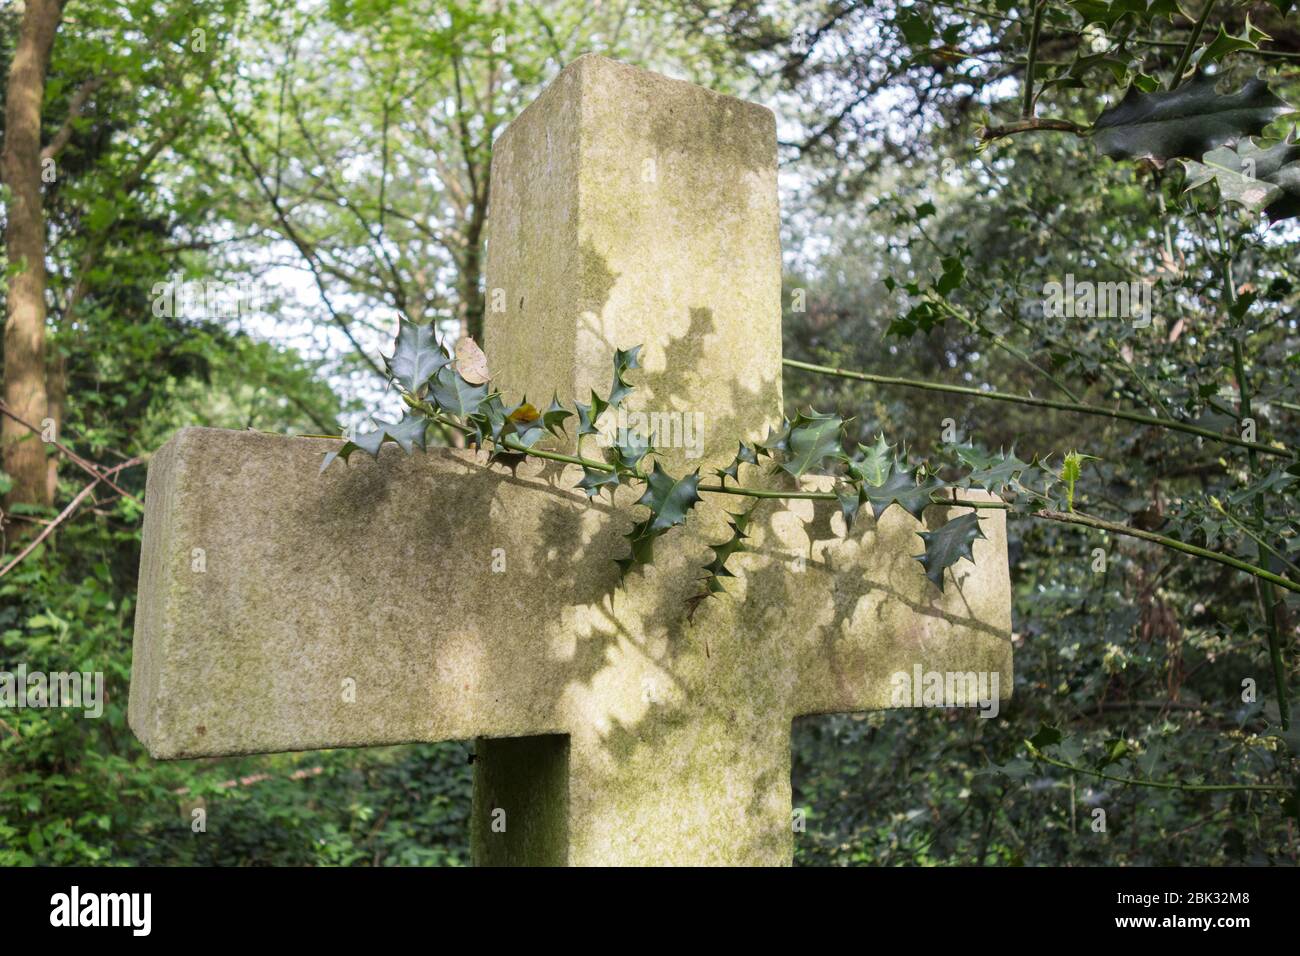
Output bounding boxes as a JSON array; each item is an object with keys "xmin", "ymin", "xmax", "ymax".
[{"xmin": 128, "ymin": 55, "xmax": 1012, "ymax": 866}]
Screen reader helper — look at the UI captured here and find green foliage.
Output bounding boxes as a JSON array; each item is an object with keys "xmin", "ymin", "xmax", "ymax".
[
  {"xmin": 385, "ymin": 321, "xmax": 449, "ymax": 394},
  {"xmin": 914, "ymin": 512, "xmax": 986, "ymax": 591},
  {"xmin": 1182, "ymin": 136, "xmax": 1300, "ymax": 222},
  {"xmin": 1092, "ymin": 73, "xmax": 1293, "ymax": 163},
  {"xmin": 7, "ymin": 0, "xmax": 1300, "ymax": 870}
]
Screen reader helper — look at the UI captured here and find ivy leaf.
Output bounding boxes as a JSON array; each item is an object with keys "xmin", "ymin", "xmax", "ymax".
[
  {"xmin": 608, "ymin": 346, "xmax": 642, "ymax": 409},
  {"xmin": 864, "ymin": 464, "xmax": 944, "ymax": 521},
  {"xmin": 781, "ymin": 410, "xmax": 845, "ymax": 477},
  {"xmin": 385, "ymin": 320, "xmax": 449, "ymax": 394},
  {"xmin": 1092, "ymin": 73, "xmax": 1293, "ymax": 164},
  {"xmin": 429, "ymin": 365, "xmax": 490, "ymax": 418},
  {"xmin": 1182, "ymin": 135, "xmax": 1300, "ymax": 222},
  {"xmin": 541, "ymin": 393, "xmax": 573, "ymax": 437},
  {"xmin": 636, "ymin": 461, "xmax": 704, "ymax": 533}
]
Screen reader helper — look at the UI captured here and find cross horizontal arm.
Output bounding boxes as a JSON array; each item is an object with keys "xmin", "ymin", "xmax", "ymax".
[{"xmin": 129, "ymin": 427, "xmax": 607, "ymax": 758}]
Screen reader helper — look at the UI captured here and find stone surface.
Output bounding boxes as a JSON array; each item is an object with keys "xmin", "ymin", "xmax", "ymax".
[{"xmin": 129, "ymin": 54, "xmax": 1013, "ymax": 867}]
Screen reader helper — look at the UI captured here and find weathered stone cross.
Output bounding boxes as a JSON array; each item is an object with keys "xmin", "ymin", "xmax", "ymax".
[{"xmin": 129, "ymin": 55, "xmax": 1012, "ymax": 866}]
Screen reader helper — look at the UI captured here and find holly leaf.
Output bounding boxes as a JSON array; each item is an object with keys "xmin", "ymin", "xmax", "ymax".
[
  {"xmin": 837, "ymin": 482, "xmax": 867, "ymax": 534},
  {"xmin": 864, "ymin": 464, "xmax": 944, "ymax": 521},
  {"xmin": 575, "ymin": 391, "xmax": 609, "ymax": 438},
  {"xmin": 320, "ymin": 412, "xmax": 428, "ymax": 472},
  {"xmin": 609, "ymin": 429, "xmax": 654, "ymax": 473},
  {"xmin": 1060, "ymin": 450, "xmax": 1098, "ymax": 512},
  {"xmin": 756, "ymin": 418, "xmax": 793, "ymax": 458},
  {"xmin": 716, "ymin": 441, "xmax": 758, "ymax": 484},
  {"xmin": 781, "ymin": 410, "xmax": 845, "ymax": 477},
  {"xmin": 608, "ymin": 345, "xmax": 642, "ymax": 409},
  {"xmin": 914, "ymin": 511, "xmax": 985, "ymax": 591},
  {"xmin": 687, "ymin": 509, "xmax": 753, "ymax": 621},
  {"xmin": 935, "ymin": 256, "xmax": 965, "ymax": 296},
  {"xmin": 1069, "ymin": 0, "xmax": 1179, "ymax": 30},
  {"xmin": 1093, "ymin": 73, "xmax": 1293, "ymax": 163},
  {"xmin": 541, "ymin": 393, "xmax": 573, "ymax": 437},
  {"xmin": 850, "ymin": 434, "xmax": 894, "ymax": 486},
  {"xmin": 1198, "ymin": 18, "xmax": 1271, "ymax": 69},
  {"xmin": 1182, "ymin": 135, "xmax": 1300, "ymax": 222},
  {"xmin": 380, "ymin": 411, "xmax": 431, "ymax": 455},
  {"xmin": 615, "ymin": 517, "xmax": 659, "ymax": 580},
  {"xmin": 429, "ymin": 365, "xmax": 490, "ymax": 418},
  {"xmin": 636, "ymin": 461, "xmax": 703, "ymax": 533},
  {"xmin": 466, "ymin": 393, "xmax": 508, "ymax": 449},
  {"xmin": 963, "ymin": 448, "xmax": 1029, "ymax": 494},
  {"xmin": 1028, "ymin": 724, "xmax": 1063, "ymax": 751},
  {"xmin": 385, "ymin": 320, "xmax": 449, "ymax": 394},
  {"xmin": 577, "ymin": 466, "xmax": 620, "ymax": 499},
  {"xmin": 493, "ymin": 401, "xmax": 544, "ymax": 452}
]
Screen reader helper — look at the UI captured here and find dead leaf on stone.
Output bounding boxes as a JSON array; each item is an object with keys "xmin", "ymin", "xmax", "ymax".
[{"xmin": 455, "ymin": 336, "xmax": 490, "ymax": 384}]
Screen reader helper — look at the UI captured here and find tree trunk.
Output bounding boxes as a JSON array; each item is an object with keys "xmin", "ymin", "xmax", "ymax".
[
  {"xmin": 44, "ymin": 349, "xmax": 65, "ymax": 502},
  {"xmin": 2, "ymin": 0, "xmax": 63, "ymax": 509}
]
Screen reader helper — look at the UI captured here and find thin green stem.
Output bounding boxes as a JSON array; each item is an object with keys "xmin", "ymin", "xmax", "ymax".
[
  {"xmin": 1169, "ymin": 0, "xmax": 1218, "ymax": 90},
  {"xmin": 934, "ymin": 298, "xmax": 1083, "ymax": 402},
  {"xmin": 1021, "ymin": 0, "xmax": 1048, "ymax": 118},
  {"xmin": 1026, "ymin": 742, "xmax": 1291, "ymax": 793},
  {"xmin": 1212, "ymin": 498, "xmax": 1300, "ymax": 582},
  {"xmin": 1218, "ymin": 212, "xmax": 1291, "ymax": 731},
  {"xmin": 699, "ymin": 479, "xmax": 1300, "ymax": 595},
  {"xmin": 781, "ymin": 357, "xmax": 1291, "ymax": 459}
]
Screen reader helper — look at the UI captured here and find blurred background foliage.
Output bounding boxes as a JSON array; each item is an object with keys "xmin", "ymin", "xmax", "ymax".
[{"xmin": 2, "ymin": 0, "xmax": 1298, "ymax": 864}]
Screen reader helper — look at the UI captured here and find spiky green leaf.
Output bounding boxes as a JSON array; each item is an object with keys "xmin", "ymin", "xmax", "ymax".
[
  {"xmin": 781, "ymin": 411, "xmax": 845, "ymax": 477},
  {"xmin": 864, "ymin": 464, "xmax": 944, "ymax": 521},
  {"xmin": 636, "ymin": 461, "xmax": 704, "ymax": 533},
  {"xmin": 385, "ymin": 320, "xmax": 449, "ymax": 394},
  {"xmin": 1093, "ymin": 73, "xmax": 1292, "ymax": 163},
  {"xmin": 1182, "ymin": 135, "xmax": 1300, "ymax": 222},
  {"xmin": 429, "ymin": 366, "xmax": 490, "ymax": 418},
  {"xmin": 914, "ymin": 512, "xmax": 985, "ymax": 592}
]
